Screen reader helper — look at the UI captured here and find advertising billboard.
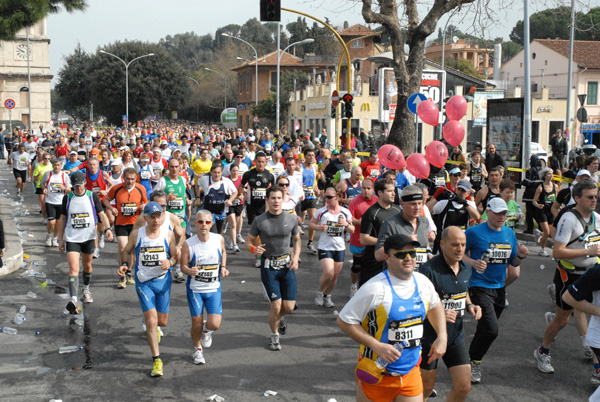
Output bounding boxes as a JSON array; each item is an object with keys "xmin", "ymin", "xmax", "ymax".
[
  {"xmin": 473, "ymin": 91, "xmax": 504, "ymax": 126},
  {"xmin": 486, "ymin": 98, "xmax": 524, "ymax": 171}
]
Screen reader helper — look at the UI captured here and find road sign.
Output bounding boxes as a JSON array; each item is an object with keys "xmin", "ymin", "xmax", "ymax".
[
  {"xmin": 332, "ymin": 90, "xmax": 340, "ymax": 107},
  {"xmin": 407, "ymin": 93, "xmax": 428, "ymax": 114},
  {"xmin": 122, "ymin": 120, "xmax": 127, "ymax": 126},
  {"xmin": 253, "ymin": 115, "xmax": 260, "ymax": 123},
  {"xmin": 342, "ymin": 93, "xmax": 353, "ymax": 104},
  {"xmin": 294, "ymin": 122, "xmax": 300, "ymax": 131},
  {"xmin": 49, "ymin": 120, "xmax": 54, "ymax": 127},
  {"xmin": 578, "ymin": 94, "xmax": 587, "ymax": 106},
  {"xmin": 4, "ymin": 99, "xmax": 15, "ymax": 109},
  {"xmin": 577, "ymin": 107, "xmax": 588, "ymax": 123},
  {"xmin": 122, "ymin": 115, "xmax": 128, "ymax": 121}
]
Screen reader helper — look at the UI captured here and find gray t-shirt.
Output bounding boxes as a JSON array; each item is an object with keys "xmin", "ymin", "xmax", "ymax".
[
  {"xmin": 249, "ymin": 211, "xmax": 299, "ymax": 258},
  {"xmin": 555, "ymin": 210, "xmax": 600, "ymax": 271},
  {"xmin": 376, "ymin": 212, "xmax": 430, "ymax": 268}
]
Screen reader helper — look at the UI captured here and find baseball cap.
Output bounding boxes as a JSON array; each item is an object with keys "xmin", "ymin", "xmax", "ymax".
[
  {"xmin": 577, "ymin": 169, "xmax": 592, "ymax": 177},
  {"xmin": 383, "ymin": 234, "xmax": 421, "ymax": 253},
  {"xmin": 457, "ymin": 179, "xmax": 472, "ymax": 192},
  {"xmin": 486, "ymin": 198, "xmax": 508, "ymax": 213},
  {"xmin": 71, "ymin": 172, "xmax": 85, "ymax": 186},
  {"xmin": 161, "ymin": 140, "xmax": 168, "ymax": 145},
  {"xmin": 449, "ymin": 167, "xmax": 461, "ymax": 175},
  {"xmin": 332, "ymin": 149, "xmax": 340, "ymax": 155},
  {"xmin": 112, "ymin": 158, "xmax": 122, "ymax": 166},
  {"xmin": 144, "ymin": 201, "xmax": 163, "ymax": 215},
  {"xmin": 69, "ymin": 150, "xmax": 77, "ymax": 155}
]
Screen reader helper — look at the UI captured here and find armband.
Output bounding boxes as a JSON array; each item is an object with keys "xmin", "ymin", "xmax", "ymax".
[
  {"xmin": 104, "ymin": 228, "xmax": 112, "ymax": 234},
  {"xmin": 250, "ymin": 246, "xmax": 256, "ymax": 254},
  {"xmin": 121, "ymin": 261, "xmax": 129, "ymax": 268}
]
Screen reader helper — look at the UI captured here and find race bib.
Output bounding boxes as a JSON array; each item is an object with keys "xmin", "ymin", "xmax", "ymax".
[
  {"xmin": 471, "ymin": 173, "xmax": 481, "ymax": 183},
  {"xmin": 489, "ymin": 242, "xmax": 511, "ymax": 264},
  {"xmin": 435, "ymin": 177, "xmax": 446, "ymax": 187},
  {"xmin": 91, "ymin": 186, "xmax": 101, "ymax": 194},
  {"xmin": 70, "ymin": 213, "xmax": 90, "ymax": 229},
  {"xmin": 264, "ymin": 254, "xmax": 290, "ymax": 270},
  {"xmin": 326, "ymin": 221, "xmax": 345, "ymax": 237},
  {"xmin": 415, "ymin": 248, "xmax": 428, "ymax": 267},
  {"xmin": 121, "ymin": 202, "xmax": 137, "ymax": 216},
  {"xmin": 50, "ymin": 182, "xmax": 63, "ymax": 193},
  {"xmin": 140, "ymin": 246, "xmax": 164, "ymax": 267},
  {"xmin": 442, "ymin": 292, "xmax": 467, "ymax": 316},
  {"xmin": 168, "ymin": 197, "xmax": 184, "ymax": 210},
  {"xmin": 252, "ymin": 188, "xmax": 266, "ymax": 199},
  {"xmin": 370, "ymin": 169, "xmax": 380, "ymax": 178},
  {"xmin": 388, "ymin": 317, "xmax": 423, "ymax": 348},
  {"xmin": 140, "ymin": 170, "xmax": 152, "ymax": 180},
  {"xmin": 194, "ymin": 264, "xmax": 219, "ymax": 282},
  {"xmin": 545, "ymin": 194, "xmax": 556, "ymax": 206},
  {"xmin": 18, "ymin": 157, "xmax": 27, "ymax": 169},
  {"xmin": 304, "ymin": 187, "xmax": 314, "ymax": 198},
  {"xmin": 585, "ymin": 232, "xmax": 600, "ymax": 249},
  {"xmin": 231, "ymin": 197, "xmax": 242, "ymax": 206}
]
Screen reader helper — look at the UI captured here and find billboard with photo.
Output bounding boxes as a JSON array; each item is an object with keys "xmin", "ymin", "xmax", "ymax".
[
  {"xmin": 473, "ymin": 91, "xmax": 504, "ymax": 126},
  {"xmin": 379, "ymin": 68, "xmax": 445, "ymax": 123},
  {"xmin": 486, "ymin": 98, "xmax": 524, "ymax": 172}
]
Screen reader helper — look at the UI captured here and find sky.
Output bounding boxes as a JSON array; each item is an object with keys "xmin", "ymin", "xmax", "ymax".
[{"xmin": 45, "ymin": 0, "xmax": 532, "ymax": 87}]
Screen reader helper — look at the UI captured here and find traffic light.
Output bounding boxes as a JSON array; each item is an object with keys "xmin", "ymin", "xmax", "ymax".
[
  {"xmin": 345, "ymin": 101, "xmax": 353, "ymax": 118},
  {"xmin": 260, "ymin": 0, "xmax": 281, "ymax": 22},
  {"xmin": 271, "ymin": 102, "xmax": 277, "ymax": 118},
  {"xmin": 330, "ymin": 105, "xmax": 336, "ymax": 119}
]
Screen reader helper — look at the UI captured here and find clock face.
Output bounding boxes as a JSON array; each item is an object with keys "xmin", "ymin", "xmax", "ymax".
[{"xmin": 16, "ymin": 44, "xmax": 29, "ymax": 59}]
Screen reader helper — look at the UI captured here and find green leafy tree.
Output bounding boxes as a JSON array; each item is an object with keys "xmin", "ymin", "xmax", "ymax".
[
  {"xmin": 509, "ymin": 6, "xmax": 590, "ymax": 45},
  {"xmin": 159, "ymin": 32, "xmax": 214, "ymax": 72},
  {"xmin": 278, "ymin": 71, "xmax": 309, "ymax": 121},
  {"xmin": 501, "ymin": 41, "xmax": 523, "ymax": 64},
  {"xmin": 87, "ymin": 41, "xmax": 189, "ymax": 125},
  {"xmin": 0, "ymin": 0, "xmax": 86, "ymax": 40},
  {"xmin": 55, "ymin": 43, "xmax": 92, "ymax": 122},
  {"xmin": 579, "ymin": 7, "xmax": 600, "ymax": 40}
]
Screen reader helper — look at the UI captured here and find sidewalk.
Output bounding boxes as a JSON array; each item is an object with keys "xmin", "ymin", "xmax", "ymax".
[{"xmin": 0, "ymin": 167, "xmax": 24, "ymax": 277}]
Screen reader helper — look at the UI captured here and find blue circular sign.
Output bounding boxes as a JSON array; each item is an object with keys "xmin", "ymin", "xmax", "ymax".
[
  {"xmin": 4, "ymin": 99, "xmax": 15, "ymax": 109},
  {"xmin": 407, "ymin": 93, "xmax": 427, "ymax": 114}
]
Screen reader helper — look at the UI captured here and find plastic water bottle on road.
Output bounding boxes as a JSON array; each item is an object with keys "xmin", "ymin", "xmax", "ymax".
[
  {"xmin": 13, "ymin": 313, "xmax": 26, "ymax": 325},
  {"xmin": 59, "ymin": 345, "xmax": 83, "ymax": 354},
  {"xmin": 19, "ymin": 305, "xmax": 26, "ymax": 314},
  {"xmin": 375, "ymin": 341, "xmax": 408, "ymax": 369},
  {"xmin": 1, "ymin": 327, "xmax": 18, "ymax": 335}
]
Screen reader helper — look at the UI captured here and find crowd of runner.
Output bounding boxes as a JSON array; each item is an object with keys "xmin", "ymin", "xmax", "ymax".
[{"xmin": 4, "ymin": 122, "xmax": 600, "ymax": 401}]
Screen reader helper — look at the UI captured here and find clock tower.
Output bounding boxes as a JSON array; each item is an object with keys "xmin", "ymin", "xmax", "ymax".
[{"xmin": 0, "ymin": 18, "xmax": 52, "ymax": 133}]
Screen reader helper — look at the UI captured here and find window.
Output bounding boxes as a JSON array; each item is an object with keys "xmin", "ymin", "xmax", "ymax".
[
  {"xmin": 352, "ymin": 39, "xmax": 363, "ymax": 48},
  {"xmin": 588, "ymin": 81, "xmax": 598, "ymax": 105},
  {"xmin": 270, "ymin": 71, "xmax": 281, "ymax": 92}
]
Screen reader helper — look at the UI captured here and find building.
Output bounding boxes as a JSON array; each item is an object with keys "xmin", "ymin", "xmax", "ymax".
[
  {"xmin": 425, "ymin": 39, "xmax": 493, "ymax": 77},
  {"xmin": 499, "ymin": 39, "xmax": 600, "ymax": 146},
  {"xmin": 0, "ymin": 19, "xmax": 52, "ymax": 133}
]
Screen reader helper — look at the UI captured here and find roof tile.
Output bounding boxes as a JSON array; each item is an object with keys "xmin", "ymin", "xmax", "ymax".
[{"xmin": 536, "ymin": 39, "xmax": 600, "ymax": 69}]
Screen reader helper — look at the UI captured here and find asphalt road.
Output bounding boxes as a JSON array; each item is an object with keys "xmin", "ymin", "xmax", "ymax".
[{"xmin": 0, "ymin": 162, "xmax": 595, "ymax": 402}]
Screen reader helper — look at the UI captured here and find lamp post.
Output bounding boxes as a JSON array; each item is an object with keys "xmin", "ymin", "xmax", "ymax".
[
  {"xmin": 204, "ymin": 67, "xmax": 227, "ymax": 109},
  {"xmin": 188, "ymin": 77, "xmax": 200, "ymax": 122},
  {"xmin": 276, "ymin": 37, "xmax": 314, "ymax": 134},
  {"xmin": 222, "ymin": 33, "xmax": 259, "ymax": 107},
  {"xmin": 99, "ymin": 50, "xmax": 155, "ymax": 125}
]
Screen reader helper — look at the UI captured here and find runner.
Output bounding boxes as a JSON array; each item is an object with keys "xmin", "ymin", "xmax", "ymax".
[
  {"xmin": 104, "ymin": 167, "xmax": 149, "ymax": 289},
  {"xmin": 420, "ymin": 226, "xmax": 482, "ymax": 402},
  {"xmin": 534, "ymin": 179, "xmax": 600, "ymax": 374},
  {"xmin": 41, "ymin": 158, "xmax": 71, "ymax": 247},
  {"xmin": 532, "ymin": 168, "xmax": 559, "ymax": 257},
  {"xmin": 8, "ymin": 143, "xmax": 32, "ymax": 197},
  {"xmin": 33, "ymin": 152, "xmax": 53, "ymax": 224},
  {"xmin": 118, "ymin": 201, "xmax": 177, "ymax": 377},
  {"xmin": 245, "ymin": 186, "xmax": 301, "ymax": 351},
  {"xmin": 337, "ymin": 166, "xmax": 363, "ymax": 207},
  {"xmin": 474, "ymin": 167, "xmax": 502, "ymax": 214},
  {"xmin": 197, "ymin": 161, "xmax": 238, "ymax": 236},
  {"xmin": 310, "ymin": 187, "xmax": 354, "ymax": 308},
  {"xmin": 180, "ymin": 209, "xmax": 229, "ymax": 365},
  {"xmin": 468, "ymin": 151, "xmax": 487, "ymax": 195},
  {"xmin": 359, "ymin": 151, "xmax": 381, "ymax": 179},
  {"xmin": 226, "ymin": 163, "xmax": 245, "ymax": 251},
  {"xmin": 56, "ymin": 172, "xmax": 113, "ymax": 313},
  {"xmin": 337, "ymin": 234, "xmax": 447, "ymax": 402},
  {"xmin": 300, "ymin": 149, "xmax": 321, "ymax": 254}
]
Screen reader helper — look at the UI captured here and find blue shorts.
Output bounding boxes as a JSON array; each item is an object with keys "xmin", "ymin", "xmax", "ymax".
[
  {"xmin": 135, "ymin": 273, "xmax": 172, "ymax": 313},
  {"xmin": 187, "ymin": 289, "xmax": 223, "ymax": 317},
  {"xmin": 349, "ymin": 245, "xmax": 365, "ymax": 255},
  {"xmin": 318, "ymin": 249, "xmax": 345, "ymax": 262},
  {"xmin": 260, "ymin": 266, "xmax": 297, "ymax": 302}
]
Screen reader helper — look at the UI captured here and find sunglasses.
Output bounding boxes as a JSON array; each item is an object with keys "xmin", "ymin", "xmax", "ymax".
[
  {"xmin": 393, "ymin": 250, "xmax": 417, "ymax": 260},
  {"xmin": 586, "ymin": 195, "xmax": 599, "ymax": 200},
  {"xmin": 159, "ymin": 204, "xmax": 167, "ymax": 209},
  {"xmin": 325, "ymin": 195, "xmax": 337, "ymax": 199},
  {"xmin": 197, "ymin": 220, "xmax": 212, "ymax": 225},
  {"xmin": 451, "ymin": 173, "xmax": 461, "ymax": 177},
  {"xmin": 279, "ymin": 183, "xmax": 290, "ymax": 187}
]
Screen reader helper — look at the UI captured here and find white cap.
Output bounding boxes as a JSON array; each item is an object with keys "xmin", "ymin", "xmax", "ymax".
[{"xmin": 486, "ymin": 198, "xmax": 508, "ymax": 213}]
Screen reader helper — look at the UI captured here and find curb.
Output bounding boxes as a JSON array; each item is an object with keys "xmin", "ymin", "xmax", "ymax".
[{"xmin": 0, "ymin": 185, "xmax": 24, "ymax": 277}]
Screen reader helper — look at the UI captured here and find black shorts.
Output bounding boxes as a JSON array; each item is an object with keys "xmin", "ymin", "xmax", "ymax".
[
  {"xmin": 115, "ymin": 224, "xmax": 134, "ymax": 237},
  {"xmin": 318, "ymin": 249, "xmax": 345, "ymax": 262},
  {"xmin": 227, "ymin": 204, "xmax": 244, "ymax": 216},
  {"xmin": 247, "ymin": 204, "xmax": 265, "ymax": 225},
  {"xmin": 534, "ymin": 207, "xmax": 554, "ymax": 224},
  {"xmin": 66, "ymin": 239, "xmax": 95, "ymax": 254},
  {"xmin": 35, "ymin": 187, "xmax": 43, "ymax": 195},
  {"xmin": 13, "ymin": 169, "xmax": 27, "ymax": 181},
  {"xmin": 45, "ymin": 203, "xmax": 62, "ymax": 221},
  {"xmin": 554, "ymin": 265, "xmax": 583, "ymax": 311},
  {"xmin": 301, "ymin": 198, "xmax": 317, "ymax": 211},
  {"xmin": 420, "ymin": 341, "xmax": 470, "ymax": 370}
]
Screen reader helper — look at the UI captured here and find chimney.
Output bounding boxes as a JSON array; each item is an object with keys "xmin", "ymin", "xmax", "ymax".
[
  {"xmin": 493, "ymin": 43, "xmax": 502, "ymax": 81},
  {"xmin": 343, "ymin": 21, "xmax": 349, "ymax": 30}
]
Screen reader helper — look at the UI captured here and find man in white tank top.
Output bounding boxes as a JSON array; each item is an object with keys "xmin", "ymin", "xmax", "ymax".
[
  {"xmin": 181, "ymin": 209, "xmax": 228, "ymax": 365},
  {"xmin": 118, "ymin": 201, "xmax": 178, "ymax": 377}
]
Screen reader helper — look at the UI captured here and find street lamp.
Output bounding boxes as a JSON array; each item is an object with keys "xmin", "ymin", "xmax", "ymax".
[
  {"xmin": 222, "ymin": 33, "xmax": 259, "ymax": 107},
  {"xmin": 188, "ymin": 77, "xmax": 200, "ymax": 122},
  {"xmin": 205, "ymin": 67, "xmax": 227, "ymax": 109},
  {"xmin": 99, "ymin": 50, "xmax": 155, "ymax": 125},
  {"xmin": 276, "ymin": 38, "xmax": 314, "ymax": 134}
]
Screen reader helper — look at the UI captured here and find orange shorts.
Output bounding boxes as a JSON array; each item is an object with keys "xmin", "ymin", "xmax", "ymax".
[{"xmin": 357, "ymin": 365, "xmax": 423, "ymax": 401}]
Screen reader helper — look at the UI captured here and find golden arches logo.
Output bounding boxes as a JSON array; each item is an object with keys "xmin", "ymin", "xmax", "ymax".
[{"xmin": 360, "ymin": 103, "xmax": 370, "ymax": 112}]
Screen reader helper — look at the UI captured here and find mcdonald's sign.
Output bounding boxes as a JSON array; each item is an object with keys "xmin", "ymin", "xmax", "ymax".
[{"xmin": 360, "ymin": 103, "xmax": 371, "ymax": 112}]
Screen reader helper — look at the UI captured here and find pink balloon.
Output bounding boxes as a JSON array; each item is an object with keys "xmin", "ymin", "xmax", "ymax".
[
  {"xmin": 378, "ymin": 144, "xmax": 406, "ymax": 170},
  {"xmin": 425, "ymin": 141, "xmax": 449, "ymax": 168},
  {"xmin": 443, "ymin": 120, "xmax": 465, "ymax": 147},
  {"xmin": 406, "ymin": 153, "xmax": 431, "ymax": 179},
  {"xmin": 446, "ymin": 95, "xmax": 467, "ymax": 121},
  {"xmin": 417, "ymin": 100, "xmax": 440, "ymax": 126}
]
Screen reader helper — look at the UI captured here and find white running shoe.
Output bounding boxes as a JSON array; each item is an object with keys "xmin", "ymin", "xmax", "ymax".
[
  {"xmin": 539, "ymin": 249, "xmax": 549, "ymax": 257},
  {"xmin": 307, "ymin": 243, "xmax": 317, "ymax": 254},
  {"xmin": 173, "ymin": 269, "xmax": 185, "ymax": 283},
  {"xmin": 228, "ymin": 239, "xmax": 234, "ymax": 251},
  {"xmin": 323, "ymin": 296, "xmax": 334, "ymax": 308},
  {"xmin": 45, "ymin": 234, "xmax": 52, "ymax": 247},
  {"xmin": 201, "ymin": 330, "xmax": 213, "ymax": 348},
  {"xmin": 471, "ymin": 360, "xmax": 482, "ymax": 383},
  {"xmin": 233, "ymin": 244, "xmax": 240, "ymax": 253},
  {"xmin": 545, "ymin": 312, "xmax": 555, "ymax": 326},
  {"xmin": 52, "ymin": 237, "xmax": 59, "ymax": 247},
  {"xmin": 99, "ymin": 234, "xmax": 105, "ymax": 249},
  {"xmin": 350, "ymin": 284, "xmax": 358, "ymax": 298},
  {"xmin": 93, "ymin": 248, "xmax": 100, "ymax": 259},
  {"xmin": 269, "ymin": 334, "xmax": 281, "ymax": 351},
  {"xmin": 315, "ymin": 291, "xmax": 324, "ymax": 306},
  {"xmin": 82, "ymin": 288, "xmax": 93, "ymax": 303},
  {"xmin": 43, "ymin": 218, "xmax": 48, "ymax": 225},
  {"xmin": 237, "ymin": 234, "xmax": 245, "ymax": 244},
  {"xmin": 534, "ymin": 348, "xmax": 554, "ymax": 373},
  {"xmin": 193, "ymin": 348, "xmax": 206, "ymax": 364}
]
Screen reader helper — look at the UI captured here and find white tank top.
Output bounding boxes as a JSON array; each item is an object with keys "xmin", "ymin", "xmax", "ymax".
[
  {"xmin": 134, "ymin": 225, "xmax": 171, "ymax": 283},
  {"xmin": 45, "ymin": 171, "xmax": 68, "ymax": 205},
  {"xmin": 64, "ymin": 191, "xmax": 98, "ymax": 242},
  {"xmin": 185, "ymin": 233, "xmax": 222, "ymax": 293}
]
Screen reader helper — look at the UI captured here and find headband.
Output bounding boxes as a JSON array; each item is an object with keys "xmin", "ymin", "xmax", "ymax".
[{"xmin": 401, "ymin": 193, "xmax": 423, "ymax": 202}]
